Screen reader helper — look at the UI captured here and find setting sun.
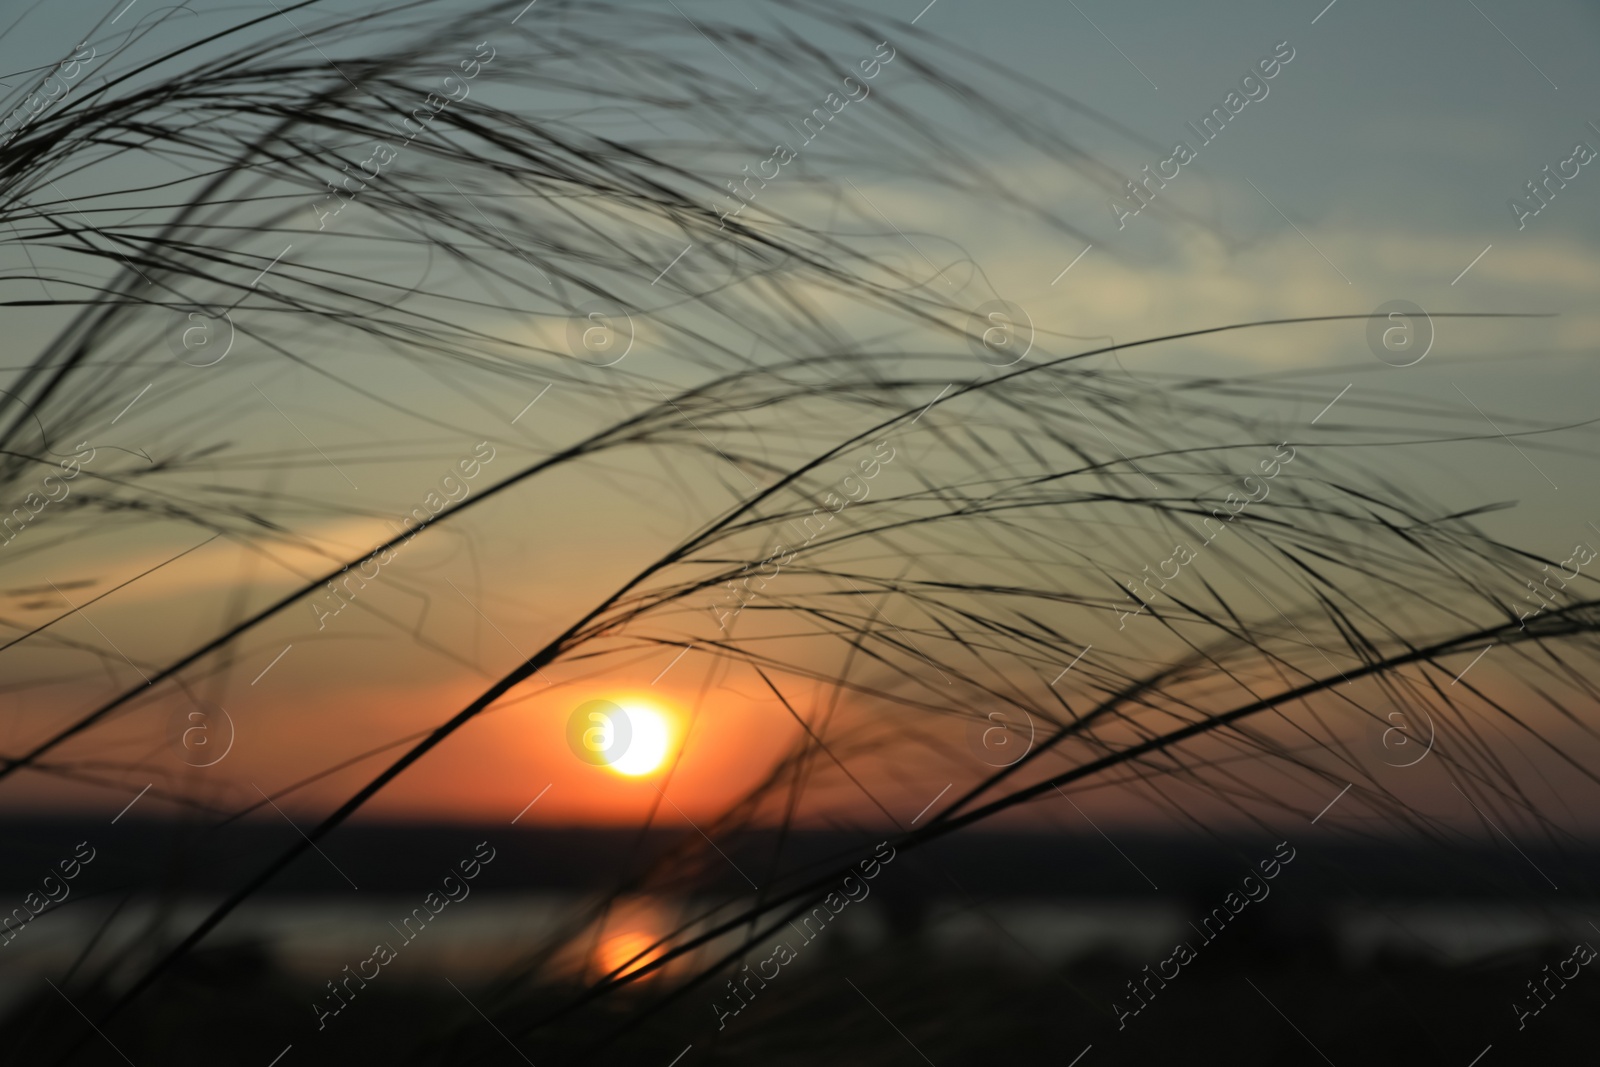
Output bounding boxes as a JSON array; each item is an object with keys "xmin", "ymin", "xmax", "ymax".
[
  {"xmin": 594, "ymin": 929, "xmax": 664, "ymax": 981},
  {"xmin": 608, "ymin": 703, "xmax": 673, "ymax": 777}
]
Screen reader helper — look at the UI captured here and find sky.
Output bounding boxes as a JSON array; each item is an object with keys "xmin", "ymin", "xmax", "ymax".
[{"xmin": 2, "ymin": 0, "xmax": 1599, "ymax": 837}]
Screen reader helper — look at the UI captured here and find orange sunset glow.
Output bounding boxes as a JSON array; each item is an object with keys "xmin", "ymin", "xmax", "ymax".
[{"xmin": 594, "ymin": 929, "xmax": 666, "ymax": 982}]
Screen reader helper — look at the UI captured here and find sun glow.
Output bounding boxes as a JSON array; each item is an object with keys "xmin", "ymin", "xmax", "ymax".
[
  {"xmin": 594, "ymin": 929, "xmax": 664, "ymax": 981},
  {"xmin": 608, "ymin": 703, "xmax": 672, "ymax": 776}
]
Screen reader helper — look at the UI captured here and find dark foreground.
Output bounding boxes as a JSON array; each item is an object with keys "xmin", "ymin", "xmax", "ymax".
[
  {"xmin": 3, "ymin": 939, "xmax": 1594, "ymax": 1065},
  {"xmin": 1, "ymin": 821, "xmax": 1594, "ymax": 1064}
]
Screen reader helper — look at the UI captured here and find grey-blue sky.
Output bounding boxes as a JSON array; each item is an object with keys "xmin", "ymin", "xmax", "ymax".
[{"xmin": 3, "ymin": 0, "xmax": 1598, "ymax": 830}]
